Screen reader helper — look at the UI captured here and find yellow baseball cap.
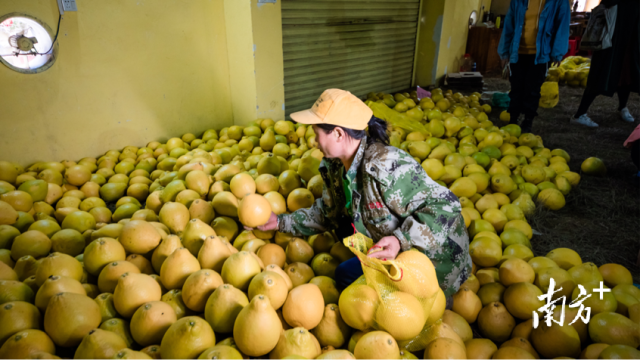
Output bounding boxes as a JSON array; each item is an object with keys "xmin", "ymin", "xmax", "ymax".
[{"xmin": 290, "ymin": 89, "xmax": 373, "ymax": 131}]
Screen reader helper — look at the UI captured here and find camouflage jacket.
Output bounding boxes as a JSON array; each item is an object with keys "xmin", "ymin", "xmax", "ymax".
[{"xmin": 278, "ymin": 137, "xmax": 472, "ymax": 297}]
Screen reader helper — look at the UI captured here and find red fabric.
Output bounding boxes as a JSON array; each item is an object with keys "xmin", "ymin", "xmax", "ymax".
[
  {"xmin": 624, "ymin": 124, "xmax": 640, "ymax": 148},
  {"xmin": 563, "ymin": 38, "xmax": 579, "ymax": 59}
]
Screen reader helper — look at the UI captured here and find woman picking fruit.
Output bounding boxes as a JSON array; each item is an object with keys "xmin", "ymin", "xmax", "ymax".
[{"xmin": 249, "ymin": 89, "xmax": 472, "ymax": 302}]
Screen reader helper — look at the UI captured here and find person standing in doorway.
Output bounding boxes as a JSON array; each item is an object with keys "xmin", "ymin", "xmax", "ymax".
[
  {"xmin": 498, "ymin": 0, "xmax": 571, "ymax": 133},
  {"xmin": 571, "ymin": 0, "xmax": 639, "ymax": 127}
]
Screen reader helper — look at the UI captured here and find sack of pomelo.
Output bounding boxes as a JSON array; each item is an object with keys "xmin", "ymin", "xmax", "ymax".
[{"xmin": 338, "ymin": 232, "xmax": 443, "ymax": 351}]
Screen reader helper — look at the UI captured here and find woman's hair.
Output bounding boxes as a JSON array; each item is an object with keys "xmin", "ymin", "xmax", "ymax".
[{"xmin": 315, "ymin": 116, "xmax": 389, "ymax": 145}]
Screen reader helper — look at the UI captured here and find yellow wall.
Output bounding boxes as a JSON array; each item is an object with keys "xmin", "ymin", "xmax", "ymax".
[
  {"xmin": 414, "ymin": 0, "xmax": 490, "ymax": 86},
  {"xmin": 414, "ymin": 0, "xmax": 446, "ymax": 87},
  {"xmin": 434, "ymin": 0, "xmax": 485, "ymax": 83},
  {"xmin": 0, "ymin": 0, "xmax": 233, "ymax": 166},
  {"xmin": 224, "ymin": 0, "xmax": 284, "ymax": 125}
]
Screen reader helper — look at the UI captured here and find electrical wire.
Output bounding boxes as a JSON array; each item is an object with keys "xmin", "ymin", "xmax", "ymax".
[{"xmin": 0, "ymin": 13, "xmax": 62, "ymax": 57}]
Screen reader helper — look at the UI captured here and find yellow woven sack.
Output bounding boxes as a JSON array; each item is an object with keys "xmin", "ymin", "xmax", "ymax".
[
  {"xmin": 539, "ymin": 82, "xmax": 559, "ymax": 108},
  {"xmin": 340, "ymin": 232, "xmax": 441, "ymax": 348},
  {"xmin": 366, "ymin": 101, "xmax": 429, "ymax": 135}
]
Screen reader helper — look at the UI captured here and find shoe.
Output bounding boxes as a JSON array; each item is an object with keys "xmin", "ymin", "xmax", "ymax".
[
  {"xmin": 508, "ymin": 114, "xmax": 522, "ymax": 126},
  {"xmin": 620, "ymin": 108, "xmax": 635, "ymax": 123},
  {"xmin": 571, "ymin": 114, "xmax": 599, "ymax": 128}
]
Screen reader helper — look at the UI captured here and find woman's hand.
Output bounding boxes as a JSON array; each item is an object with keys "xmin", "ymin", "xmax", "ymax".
[
  {"xmin": 243, "ymin": 212, "xmax": 278, "ymax": 232},
  {"xmin": 367, "ymin": 236, "xmax": 401, "ymax": 260}
]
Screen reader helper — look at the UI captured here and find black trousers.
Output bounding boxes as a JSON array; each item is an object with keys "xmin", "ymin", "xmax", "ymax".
[
  {"xmin": 508, "ymin": 54, "xmax": 549, "ymax": 121},
  {"xmin": 575, "ymin": 86, "xmax": 632, "ymax": 117}
]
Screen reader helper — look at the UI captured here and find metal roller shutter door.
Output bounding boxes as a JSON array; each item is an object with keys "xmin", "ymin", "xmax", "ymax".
[{"xmin": 282, "ymin": 0, "xmax": 421, "ymax": 117}]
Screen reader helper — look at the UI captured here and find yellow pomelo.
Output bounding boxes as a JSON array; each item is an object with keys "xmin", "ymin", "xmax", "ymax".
[
  {"xmin": 287, "ymin": 189, "xmax": 314, "ymax": 212},
  {"xmin": 491, "ymin": 174, "xmax": 516, "ymax": 194},
  {"xmin": 528, "ymin": 256, "xmax": 559, "ymax": 273},
  {"xmin": 511, "ymin": 319, "xmax": 534, "ymax": 341},
  {"xmin": 43, "ymin": 292, "xmax": 101, "ymax": 347},
  {"xmin": 339, "ymin": 279, "xmax": 379, "ymax": 331},
  {"xmin": 549, "ymin": 161, "xmax": 570, "ymax": 175},
  {"xmin": 503, "ymin": 282, "xmax": 543, "ymax": 320},
  {"xmin": 477, "ymin": 302, "xmax": 516, "ymax": 343},
  {"xmin": 221, "ymin": 251, "xmax": 261, "ymax": 291},
  {"xmin": 442, "ymin": 310, "xmax": 473, "ymax": 342},
  {"xmin": 568, "ymin": 262, "xmax": 603, "ymax": 285},
  {"xmin": 546, "ymin": 248, "xmax": 582, "ymax": 270},
  {"xmin": 354, "ymin": 331, "xmax": 400, "ymax": 360},
  {"xmin": 572, "ymin": 282, "xmax": 618, "ymax": 315},
  {"xmin": 581, "ymin": 157, "xmax": 606, "ymax": 175},
  {"xmin": 468, "ymin": 219, "xmax": 495, "ymax": 238},
  {"xmin": 230, "ymin": 173, "xmax": 256, "ymax": 199},
  {"xmin": 537, "ymin": 188, "xmax": 565, "ymax": 210},
  {"xmin": 482, "ymin": 208, "xmax": 508, "ymax": 232},
  {"xmin": 262, "ymin": 191, "xmax": 286, "ymax": 215},
  {"xmin": 130, "ymin": 301, "xmax": 177, "ymax": 347},
  {"xmin": 238, "ymin": 194, "xmax": 271, "ymax": 228},
  {"xmin": 376, "ymin": 291, "xmax": 425, "ymax": 341},
  {"xmin": 499, "ymin": 258, "xmax": 535, "ymax": 286},
  {"xmin": 278, "ymin": 170, "xmax": 303, "ymax": 198},
  {"xmin": 255, "ymin": 174, "xmax": 280, "ymax": 194},
  {"xmin": 599, "ymin": 263, "xmax": 633, "ymax": 288},
  {"xmin": 521, "ymin": 165, "xmax": 546, "ymax": 185},
  {"xmin": 161, "ymin": 316, "xmax": 215, "ymax": 359},
  {"xmin": 270, "ymin": 327, "xmax": 321, "ymax": 359},
  {"xmin": 451, "ymin": 286, "xmax": 482, "ymax": 323},
  {"xmin": 500, "ymin": 228, "xmax": 530, "ymax": 249},
  {"xmin": 503, "ymin": 244, "xmax": 534, "ymax": 262},
  {"xmin": 97, "ymin": 260, "xmax": 141, "ymax": 294},
  {"xmin": 475, "ymin": 195, "xmax": 499, "ymax": 214},
  {"xmin": 83, "ymin": 237, "xmax": 126, "ymax": 276},
  {"xmin": 500, "ymin": 337, "xmax": 539, "ymax": 358},
  {"xmin": 461, "ymin": 208, "xmax": 480, "ymax": 227},
  {"xmin": 282, "ymin": 283, "xmax": 325, "ymax": 330},
  {"xmin": 248, "ymin": 271, "xmax": 289, "ymax": 311},
  {"xmin": 558, "ymin": 171, "xmax": 580, "ymax": 186},
  {"xmin": 424, "ymin": 338, "xmax": 466, "ymax": 359},
  {"xmin": 449, "ymin": 177, "xmax": 477, "ymax": 198},
  {"xmin": 204, "ymin": 284, "xmax": 249, "ymax": 334},
  {"xmin": 307, "ymin": 175, "xmax": 324, "ymax": 199},
  {"xmin": 477, "ymin": 282, "xmax": 505, "ymax": 306},
  {"xmin": 421, "ymin": 159, "xmax": 445, "ymax": 180},
  {"xmin": 554, "ymin": 175, "xmax": 572, "ymax": 195},
  {"xmin": 531, "ymin": 322, "xmax": 581, "ymax": 359},
  {"xmin": 500, "ymin": 204, "xmax": 525, "ymax": 222},
  {"xmin": 212, "ymin": 192, "xmax": 239, "ymax": 218},
  {"xmin": 598, "ymin": 345, "xmax": 640, "ymax": 359},
  {"xmin": 503, "ymin": 220, "xmax": 533, "ymax": 239},
  {"xmin": 0, "ymin": 329, "xmax": 55, "ymax": 359},
  {"xmin": 114, "ymin": 272, "xmax": 162, "ymax": 318},
  {"xmin": 35, "ymin": 252, "xmax": 83, "ymax": 286},
  {"xmin": 182, "ymin": 269, "xmax": 224, "ymax": 313},
  {"xmin": 464, "ymin": 338, "xmax": 497, "ymax": 359},
  {"xmin": 469, "ymin": 237, "xmax": 501, "ymax": 267}
]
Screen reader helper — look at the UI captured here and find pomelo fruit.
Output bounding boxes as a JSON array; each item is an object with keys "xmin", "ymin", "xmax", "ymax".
[
  {"xmin": 44, "ymin": 292, "xmax": 101, "ymax": 347},
  {"xmin": 161, "ymin": 316, "xmax": 215, "ymax": 359},
  {"xmin": 130, "ymin": 301, "xmax": 177, "ymax": 347},
  {"xmin": 233, "ymin": 294, "xmax": 282, "ymax": 357}
]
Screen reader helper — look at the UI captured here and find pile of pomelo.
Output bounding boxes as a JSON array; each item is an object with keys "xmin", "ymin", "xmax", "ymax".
[
  {"xmin": 0, "ymin": 87, "xmax": 633, "ymax": 359},
  {"xmin": 366, "ymin": 89, "xmax": 637, "ymax": 359}
]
